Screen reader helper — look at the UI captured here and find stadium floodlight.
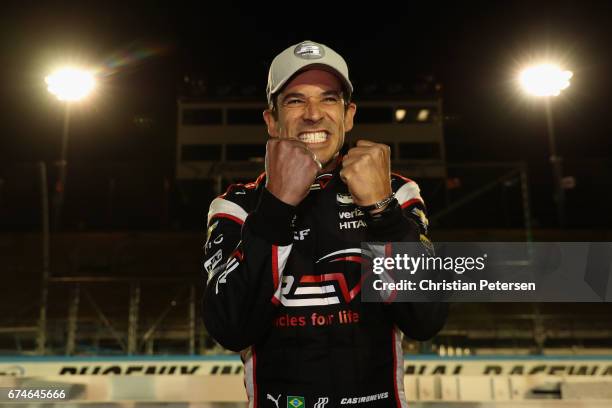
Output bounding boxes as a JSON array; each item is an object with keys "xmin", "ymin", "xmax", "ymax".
[
  {"xmin": 518, "ymin": 63, "xmax": 573, "ymax": 227},
  {"xmin": 45, "ymin": 67, "xmax": 96, "ymax": 102},
  {"xmin": 519, "ymin": 64, "xmax": 572, "ymax": 97},
  {"xmin": 45, "ymin": 67, "xmax": 96, "ymax": 229}
]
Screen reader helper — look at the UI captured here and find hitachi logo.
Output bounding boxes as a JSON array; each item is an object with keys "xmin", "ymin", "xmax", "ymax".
[{"xmin": 339, "ymin": 220, "xmax": 367, "ymax": 230}]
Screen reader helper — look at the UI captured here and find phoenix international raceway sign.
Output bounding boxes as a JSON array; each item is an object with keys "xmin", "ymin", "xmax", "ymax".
[{"xmin": 3, "ymin": 356, "xmax": 612, "ymax": 378}]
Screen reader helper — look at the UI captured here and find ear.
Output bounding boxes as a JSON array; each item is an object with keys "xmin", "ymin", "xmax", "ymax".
[
  {"xmin": 263, "ymin": 109, "xmax": 279, "ymax": 137},
  {"xmin": 343, "ymin": 102, "xmax": 357, "ymax": 132}
]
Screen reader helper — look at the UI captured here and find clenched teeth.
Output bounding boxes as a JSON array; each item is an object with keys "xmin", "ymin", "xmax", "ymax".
[{"xmin": 298, "ymin": 131, "xmax": 327, "ymax": 143}]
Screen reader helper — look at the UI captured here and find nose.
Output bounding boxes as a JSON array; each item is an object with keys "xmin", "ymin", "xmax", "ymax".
[{"xmin": 302, "ymin": 97, "xmax": 324, "ymax": 123}]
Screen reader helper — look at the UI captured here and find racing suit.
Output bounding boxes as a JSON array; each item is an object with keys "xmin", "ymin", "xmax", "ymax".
[{"xmin": 202, "ymin": 163, "xmax": 448, "ymax": 408}]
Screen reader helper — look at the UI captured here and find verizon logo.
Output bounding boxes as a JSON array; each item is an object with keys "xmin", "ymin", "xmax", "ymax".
[{"xmin": 339, "ymin": 208, "xmax": 363, "ymax": 219}]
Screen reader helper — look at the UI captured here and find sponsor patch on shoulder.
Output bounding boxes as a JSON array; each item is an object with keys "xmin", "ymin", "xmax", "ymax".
[
  {"xmin": 411, "ymin": 207, "xmax": 429, "ymax": 232},
  {"xmin": 206, "ymin": 221, "xmax": 219, "ymax": 240},
  {"xmin": 420, "ymin": 234, "xmax": 434, "ymax": 254},
  {"xmin": 204, "ymin": 249, "xmax": 223, "ymax": 274}
]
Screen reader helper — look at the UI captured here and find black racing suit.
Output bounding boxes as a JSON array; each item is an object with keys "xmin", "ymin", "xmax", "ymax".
[{"xmin": 202, "ymin": 165, "xmax": 448, "ymax": 408}]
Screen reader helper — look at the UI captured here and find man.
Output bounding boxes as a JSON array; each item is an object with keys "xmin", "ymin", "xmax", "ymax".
[{"xmin": 203, "ymin": 40, "xmax": 447, "ymax": 407}]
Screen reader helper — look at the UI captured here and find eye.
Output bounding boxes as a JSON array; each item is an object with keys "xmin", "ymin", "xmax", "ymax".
[
  {"xmin": 323, "ymin": 96, "xmax": 340, "ymax": 104},
  {"xmin": 284, "ymin": 98, "xmax": 305, "ymax": 106}
]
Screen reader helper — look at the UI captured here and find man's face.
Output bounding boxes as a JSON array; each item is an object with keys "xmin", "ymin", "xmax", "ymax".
[{"xmin": 264, "ymin": 69, "xmax": 356, "ymax": 171}]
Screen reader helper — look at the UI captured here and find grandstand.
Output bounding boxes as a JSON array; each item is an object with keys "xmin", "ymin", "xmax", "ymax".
[{"xmin": 1, "ymin": 92, "xmax": 611, "ymax": 406}]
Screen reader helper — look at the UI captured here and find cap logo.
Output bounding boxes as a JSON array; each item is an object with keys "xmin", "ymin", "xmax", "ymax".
[{"xmin": 294, "ymin": 42, "xmax": 325, "ymax": 60}]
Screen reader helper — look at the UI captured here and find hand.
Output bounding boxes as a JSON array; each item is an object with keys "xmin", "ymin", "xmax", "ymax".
[
  {"xmin": 265, "ymin": 138, "xmax": 320, "ymax": 206},
  {"xmin": 340, "ymin": 140, "xmax": 392, "ymax": 207}
]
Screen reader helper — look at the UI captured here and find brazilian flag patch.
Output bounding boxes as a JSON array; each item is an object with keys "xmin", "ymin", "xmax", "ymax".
[{"xmin": 287, "ymin": 396, "xmax": 305, "ymax": 408}]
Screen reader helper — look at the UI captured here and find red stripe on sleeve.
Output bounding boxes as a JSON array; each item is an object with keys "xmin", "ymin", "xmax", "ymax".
[
  {"xmin": 330, "ymin": 256, "xmax": 366, "ymax": 264},
  {"xmin": 400, "ymin": 198, "xmax": 424, "ymax": 209},
  {"xmin": 212, "ymin": 213, "xmax": 245, "ymax": 225},
  {"xmin": 271, "ymin": 245, "xmax": 279, "ymax": 290}
]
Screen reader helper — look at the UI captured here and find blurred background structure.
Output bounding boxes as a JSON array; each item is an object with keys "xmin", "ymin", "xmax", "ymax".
[{"xmin": 1, "ymin": 1, "xmax": 612, "ymax": 405}]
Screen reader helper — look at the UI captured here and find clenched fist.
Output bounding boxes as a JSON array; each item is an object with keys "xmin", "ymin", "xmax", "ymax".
[
  {"xmin": 340, "ymin": 140, "xmax": 392, "ymax": 207},
  {"xmin": 265, "ymin": 138, "xmax": 321, "ymax": 206}
]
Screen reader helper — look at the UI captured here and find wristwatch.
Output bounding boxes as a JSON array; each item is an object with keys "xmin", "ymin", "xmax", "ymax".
[{"xmin": 358, "ymin": 193, "xmax": 396, "ymax": 212}]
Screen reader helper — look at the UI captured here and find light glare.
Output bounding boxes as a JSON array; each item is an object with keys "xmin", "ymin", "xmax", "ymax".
[
  {"xmin": 417, "ymin": 109, "xmax": 430, "ymax": 122},
  {"xmin": 394, "ymin": 109, "xmax": 407, "ymax": 122},
  {"xmin": 46, "ymin": 68, "xmax": 96, "ymax": 101},
  {"xmin": 519, "ymin": 64, "xmax": 572, "ymax": 97}
]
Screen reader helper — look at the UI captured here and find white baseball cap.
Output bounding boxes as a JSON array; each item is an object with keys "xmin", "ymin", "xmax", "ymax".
[{"xmin": 266, "ymin": 40, "xmax": 353, "ymax": 107}]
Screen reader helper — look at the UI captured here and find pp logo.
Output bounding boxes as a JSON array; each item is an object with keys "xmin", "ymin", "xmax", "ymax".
[{"xmin": 314, "ymin": 397, "xmax": 329, "ymax": 408}]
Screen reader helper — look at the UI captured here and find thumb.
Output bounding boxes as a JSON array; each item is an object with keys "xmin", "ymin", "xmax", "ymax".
[{"xmin": 339, "ymin": 168, "xmax": 348, "ymax": 184}]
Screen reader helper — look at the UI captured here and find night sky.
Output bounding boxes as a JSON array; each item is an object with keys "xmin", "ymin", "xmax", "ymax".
[{"xmin": 1, "ymin": 1, "xmax": 611, "ymax": 228}]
